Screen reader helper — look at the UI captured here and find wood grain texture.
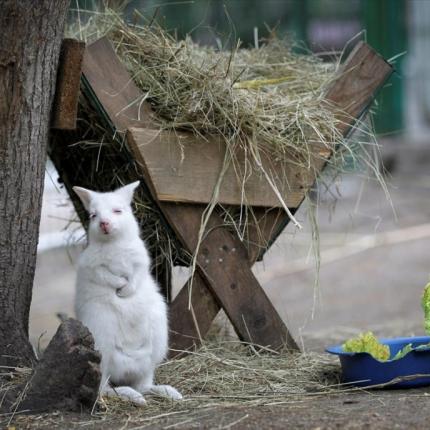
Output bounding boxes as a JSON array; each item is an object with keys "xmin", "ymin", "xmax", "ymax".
[
  {"xmin": 82, "ymin": 37, "xmax": 154, "ymax": 132},
  {"xmin": 325, "ymin": 41, "xmax": 393, "ymax": 134},
  {"xmin": 51, "ymin": 39, "xmax": 85, "ymax": 130},
  {"xmin": 128, "ymin": 127, "xmax": 315, "ymax": 208},
  {"xmin": 168, "ymin": 275, "xmax": 220, "ymax": 355}
]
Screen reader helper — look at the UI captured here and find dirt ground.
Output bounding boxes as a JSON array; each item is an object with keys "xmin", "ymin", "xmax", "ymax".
[
  {"xmin": 5, "ymin": 389, "xmax": 430, "ymax": 430},
  {"xmin": 13, "ymin": 139, "xmax": 430, "ymax": 429}
]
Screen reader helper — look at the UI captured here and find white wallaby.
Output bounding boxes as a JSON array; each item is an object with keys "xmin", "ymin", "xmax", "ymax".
[{"xmin": 73, "ymin": 181, "xmax": 182, "ymax": 406}]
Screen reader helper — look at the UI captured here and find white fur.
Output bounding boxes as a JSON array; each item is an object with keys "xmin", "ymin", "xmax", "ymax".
[{"xmin": 73, "ymin": 181, "xmax": 182, "ymax": 405}]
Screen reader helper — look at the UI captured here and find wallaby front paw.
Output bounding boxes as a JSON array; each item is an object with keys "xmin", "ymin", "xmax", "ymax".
[
  {"xmin": 116, "ymin": 283, "xmax": 134, "ymax": 298},
  {"xmin": 117, "ymin": 275, "xmax": 128, "ymax": 288}
]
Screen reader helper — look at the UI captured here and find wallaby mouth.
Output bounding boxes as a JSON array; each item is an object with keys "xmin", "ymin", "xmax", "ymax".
[{"xmin": 100, "ymin": 224, "xmax": 111, "ymax": 235}]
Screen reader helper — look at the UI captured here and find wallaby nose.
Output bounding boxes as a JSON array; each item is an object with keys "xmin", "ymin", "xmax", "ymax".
[{"xmin": 99, "ymin": 220, "xmax": 110, "ymax": 234}]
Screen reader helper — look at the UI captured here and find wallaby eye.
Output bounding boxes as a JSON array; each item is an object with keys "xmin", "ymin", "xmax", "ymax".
[
  {"xmin": 113, "ymin": 209, "xmax": 122, "ymax": 214},
  {"xmin": 89, "ymin": 213, "xmax": 97, "ymax": 220}
]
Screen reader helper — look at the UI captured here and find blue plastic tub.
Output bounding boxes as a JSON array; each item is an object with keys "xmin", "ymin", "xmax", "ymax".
[{"xmin": 326, "ymin": 336, "xmax": 430, "ymax": 388}]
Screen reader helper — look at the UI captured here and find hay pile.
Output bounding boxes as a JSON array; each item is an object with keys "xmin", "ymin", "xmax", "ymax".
[
  {"xmin": 5, "ymin": 341, "xmax": 342, "ymax": 428},
  {"xmin": 109, "ymin": 16, "xmax": 340, "ymax": 162}
]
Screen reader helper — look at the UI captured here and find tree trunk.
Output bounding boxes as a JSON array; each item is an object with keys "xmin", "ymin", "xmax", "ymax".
[{"xmin": 0, "ymin": 0, "xmax": 70, "ymax": 367}]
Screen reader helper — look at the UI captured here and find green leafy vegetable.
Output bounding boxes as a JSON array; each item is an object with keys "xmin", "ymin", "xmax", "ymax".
[
  {"xmin": 342, "ymin": 332, "xmax": 390, "ymax": 362},
  {"xmin": 341, "ymin": 283, "xmax": 430, "ymax": 362},
  {"xmin": 392, "ymin": 343, "xmax": 413, "ymax": 361},
  {"xmin": 422, "ymin": 282, "xmax": 430, "ymax": 335}
]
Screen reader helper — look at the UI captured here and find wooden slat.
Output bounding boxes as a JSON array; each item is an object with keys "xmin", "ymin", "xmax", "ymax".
[
  {"xmin": 169, "ymin": 275, "xmax": 220, "ymax": 354},
  {"xmin": 81, "ymin": 37, "xmax": 154, "ymax": 132},
  {"xmin": 51, "ymin": 39, "xmax": 85, "ymax": 130},
  {"xmin": 325, "ymin": 41, "xmax": 393, "ymax": 135},
  {"xmin": 129, "ymin": 128, "xmax": 316, "ymax": 208}
]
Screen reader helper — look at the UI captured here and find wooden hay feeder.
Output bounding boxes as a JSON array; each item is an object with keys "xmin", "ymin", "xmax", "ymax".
[{"xmin": 49, "ymin": 37, "xmax": 392, "ymax": 355}]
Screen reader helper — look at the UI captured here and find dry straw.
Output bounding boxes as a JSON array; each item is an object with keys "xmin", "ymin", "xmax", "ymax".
[{"xmin": 4, "ymin": 340, "xmax": 342, "ymax": 428}]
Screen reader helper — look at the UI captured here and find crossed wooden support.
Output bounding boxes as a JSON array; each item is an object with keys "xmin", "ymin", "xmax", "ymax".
[{"xmin": 51, "ymin": 37, "xmax": 392, "ymax": 355}]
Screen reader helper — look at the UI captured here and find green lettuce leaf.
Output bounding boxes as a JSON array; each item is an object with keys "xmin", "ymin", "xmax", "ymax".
[{"xmin": 342, "ymin": 332, "xmax": 390, "ymax": 362}]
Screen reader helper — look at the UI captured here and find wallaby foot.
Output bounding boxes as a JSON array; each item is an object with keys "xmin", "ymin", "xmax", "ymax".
[
  {"xmin": 102, "ymin": 386, "xmax": 146, "ymax": 406},
  {"xmin": 140, "ymin": 384, "xmax": 183, "ymax": 400}
]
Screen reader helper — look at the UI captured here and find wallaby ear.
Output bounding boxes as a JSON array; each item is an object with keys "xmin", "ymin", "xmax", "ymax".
[
  {"xmin": 116, "ymin": 181, "xmax": 140, "ymax": 203},
  {"xmin": 72, "ymin": 186, "xmax": 94, "ymax": 211}
]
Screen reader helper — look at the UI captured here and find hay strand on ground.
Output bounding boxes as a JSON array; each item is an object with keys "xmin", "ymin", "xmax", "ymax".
[{"xmin": 5, "ymin": 340, "xmax": 341, "ymax": 428}]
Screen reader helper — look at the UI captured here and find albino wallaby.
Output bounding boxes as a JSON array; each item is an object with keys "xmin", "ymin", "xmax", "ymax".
[{"xmin": 73, "ymin": 181, "xmax": 182, "ymax": 406}]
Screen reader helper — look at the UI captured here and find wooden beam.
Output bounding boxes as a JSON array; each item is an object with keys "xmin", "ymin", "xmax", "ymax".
[
  {"xmin": 325, "ymin": 41, "xmax": 393, "ymax": 136},
  {"xmin": 51, "ymin": 39, "xmax": 85, "ymax": 130},
  {"xmin": 169, "ymin": 275, "xmax": 220, "ymax": 353},
  {"xmin": 81, "ymin": 37, "xmax": 154, "ymax": 132},
  {"xmin": 128, "ymin": 127, "xmax": 316, "ymax": 208}
]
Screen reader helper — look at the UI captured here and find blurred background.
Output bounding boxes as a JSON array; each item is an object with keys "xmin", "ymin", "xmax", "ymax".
[{"xmin": 33, "ymin": 0, "xmax": 430, "ymax": 351}]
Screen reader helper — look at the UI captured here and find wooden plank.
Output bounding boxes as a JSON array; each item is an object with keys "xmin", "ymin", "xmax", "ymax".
[
  {"xmin": 168, "ymin": 275, "xmax": 220, "ymax": 355},
  {"xmin": 325, "ymin": 41, "xmax": 393, "ymax": 136},
  {"xmin": 81, "ymin": 37, "xmax": 154, "ymax": 132},
  {"xmin": 129, "ymin": 128, "xmax": 316, "ymax": 208},
  {"xmin": 51, "ymin": 39, "xmax": 85, "ymax": 130}
]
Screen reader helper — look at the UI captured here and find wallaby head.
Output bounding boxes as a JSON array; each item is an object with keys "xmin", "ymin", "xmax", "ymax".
[{"xmin": 73, "ymin": 181, "xmax": 140, "ymax": 242}]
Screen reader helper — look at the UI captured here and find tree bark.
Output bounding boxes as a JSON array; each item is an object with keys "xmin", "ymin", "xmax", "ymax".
[{"xmin": 0, "ymin": 0, "xmax": 70, "ymax": 367}]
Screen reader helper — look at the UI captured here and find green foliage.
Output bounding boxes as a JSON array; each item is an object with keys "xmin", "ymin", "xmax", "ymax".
[
  {"xmin": 422, "ymin": 282, "xmax": 430, "ymax": 335},
  {"xmin": 342, "ymin": 332, "xmax": 390, "ymax": 362},
  {"xmin": 392, "ymin": 343, "xmax": 414, "ymax": 361}
]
